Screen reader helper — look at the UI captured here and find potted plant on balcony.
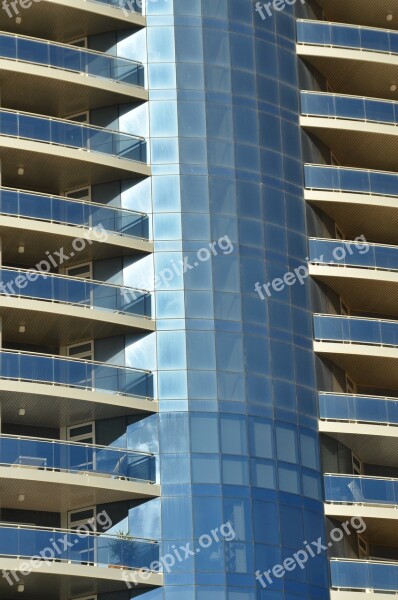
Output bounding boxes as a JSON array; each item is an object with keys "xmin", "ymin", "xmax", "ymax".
[{"xmin": 109, "ymin": 530, "xmax": 137, "ymax": 569}]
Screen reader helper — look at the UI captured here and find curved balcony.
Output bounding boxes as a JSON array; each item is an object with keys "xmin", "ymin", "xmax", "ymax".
[
  {"xmin": 0, "ymin": 186, "xmax": 151, "ymax": 260},
  {"xmin": 309, "ymin": 238, "xmax": 398, "ymax": 315},
  {"xmin": 0, "ymin": 434, "xmax": 158, "ymax": 510},
  {"xmin": 0, "ymin": 109, "xmax": 149, "ymax": 191},
  {"xmin": 313, "ymin": 315, "xmax": 398, "ymax": 389},
  {"xmin": 300, "ymin": 92, "xmax": 398, "ymax": 171},
  {"xmin": 0, "ymin": 348, "xmax": 153, "ymax": 398},
  {"xmin": 0, "ymin": 268, "xmax": 153, "ymax": 343},
  {"xmin": 0, "ymin": 523, "xmax": 162, "ymax": 594},
  {"xmin": 330, "ymin": 558, "xmax": 398, "ymax": 593},
  {"xmin": 304, "ymin": 164, "xmax": 398, "ymax": 244},
  {"xmin": 0, "ymin": 32, "xmax": 146, "ymax": 115},
  {"xmin": 297, "ymin": 20, "xmax": 398, "ymax": 100}
]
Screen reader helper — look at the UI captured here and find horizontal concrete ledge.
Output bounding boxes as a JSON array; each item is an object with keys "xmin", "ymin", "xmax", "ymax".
[
  {"xmin": 319, "ymin": 420, "xmax": 398, "ymax": 438},
  {"xmin": 0, "ymin": 556, "xmax": 163, "ymax": 587},
  {"xmin": 331, "ymin": 591, "xmax": 389, "ymax": 600},
  {"xmin": 0, "ymin": 379, "xmax": 158, "ymax": 414},
  {"xmin": 309, "ymin": 263, "xmax": 398, "ymax": 284},
  {"xmin": 0, "ymin": 135, "xmax": 150, "ymax": 177},
  {"xmin": 297, "ymin": 44, "xmax": 398, "ymax": 68},
  {"xmin": 0, "ymin": 465, "xmax": 160, "ymax": 498},
  {"xmin": 325, "ymin": 502, "xmax": 398, "ymax": 520},
  {"xmin": 300, "ymin": 115, "xmax": 398, "ymax": 138},
  {"xmin": 314, "ymin": 341, "xmax": 398, "ymax": 360},
  {"xmin": 304, "ymin": 188, "xmax": 398, "ymax": 209},
  {"xmin": 0, "ymin": 58, "xmax": 148, "ymax": 102}
]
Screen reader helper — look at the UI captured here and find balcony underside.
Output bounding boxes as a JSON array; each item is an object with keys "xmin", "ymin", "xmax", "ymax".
[
  {"xmin": 300, "ymin": 116, "xmax": 398, "ymax": 171},
  {"xmin": 0, "ymin": 381, "xmax": 157, "ymax": 428},
  {"xmin": 321, "ymin": 422, "xmax": 398, "ymax": 467},
  {"xmin": 0, "ymin": 466, "xmax": 159, "ymax": 512},
  {"xmin": 298, "ymin": 47, "xmax": 398, "ymax": 101},
  {"xmin": 305, "ymin": 189, "xmax": 398, "ymax": 245},
  {"xmin": 316, "ymin": 0, "xmax": 397, "ymax": 29},
  {"xmin": 0, "ymin": 0, "xmax": 145, "ymax": 41},
  {"xmin": 0, "ymin": 216, "xmax": 152, "ymax": 266},
  {"xmin": 0, "ymin": 60, "xmax": 147, "ymax": 117},
  {"xmin": 314, "ymin": 341, "xmax": 398, "ymax": 390},
  {"xmin": 326, "ymin": 511, "xmax": 398, "ymax": 547},
  {"xmin": 0, "ymin": 558, "xmax": 161, "ymax": 600},
  {"xmin": 309, "ymin": 264, "xmax": 398, "ymax": 316},
  {"xmin": 0, "ymin": 297, "xmax": 154, "ymax": 346},
  {"xmin": 0, "ymin": 138, "xmax": 149, "ymax": 192}
]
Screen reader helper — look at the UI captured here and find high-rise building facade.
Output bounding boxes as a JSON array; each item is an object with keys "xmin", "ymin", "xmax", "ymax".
[{"xmin": 0, "ymin": 0, "xmax": 394, "ymax": 599}]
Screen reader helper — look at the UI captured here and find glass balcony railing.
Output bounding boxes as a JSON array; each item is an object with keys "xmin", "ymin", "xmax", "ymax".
[
  {"xmin": 0, "ymin": 267, "xmax": 151, "ymax": 318},
  {"xmin": 0, "ymin": 349, "xmax": 153, "ymax": 399},
  {"xmin": 0, "ymin": 32, "xmax": 144, "ymax": 87},
  {"xmin": 319, "ymin": 392, "xmax": 398, "ymax": 426},
  {"xmin": 301, "ymin": 91, "xmax": 398, "ymax": 127},
  {"xmin": 0, "ymin": 434, "xmax": 155, "ymax": 482},
  {"xmin": 0, "ymin": 523, "xmax": 158, "ymax": 570},
  {"xmin": 0, "ymin": 109, "xmax": 146, "ymax": 163},
  {"xmin": 331, "ymin": 559, "xmax": 398, "ymax": 592},
  {"xmin": 305, "ymin": 164, "xmax": 398, "ymax": 197},
  {"xmin": 297, "ymin": 19, "xmax": 398, "ymax": 56},
  {"xmin": 0, "ymin": 187, "xmax": 148, "ymax": 240},
  {"xmin": 314, "ymin": 315, "xmax": 398, "ymax": 347},
  {"xmin": 309, "ymin": 239, "xmax": 398, "ymax": 271},
  {"xmin": 325, "ymin": 474, "xmax": 398, "ymax": 506}
]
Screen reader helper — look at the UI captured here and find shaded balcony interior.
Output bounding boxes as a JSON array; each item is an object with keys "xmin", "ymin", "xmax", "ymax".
[{"xmin": 313, "ymin": 0, "xmax": 398, "ymax": 30}]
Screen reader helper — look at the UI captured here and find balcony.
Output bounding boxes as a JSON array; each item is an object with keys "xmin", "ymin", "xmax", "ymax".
[
  {"xmin": 330, "ymin": 558, "xmax": 398, "ymax": 593},
  {"xmin": 300, "ymin": 92, "xmax": 398, "ymax": 171},
  {"xmin": 309, "ymin": 238, "xmax": 398, "ymax": 315},
  {"xmin": 0, "ymin": 523, "xmax": 161, "ymax": 598},
  {"xmin": 304, "ymin": 164, "xmax": 398, "ymax": 244},
  {"xmin": 313, "ymin": 315, "xmax": 398, "ymax": 389},
  {"xmin": 0, "ymin": 268, "xmax": 153, "ymax": 343},
  {"xmin": 320, "ymin": 392, "xmax": 398, "ymax": 471},
  {"xmin": 0, "ymin": 186, "xmax": 151, "ymax": 260},
  {"xmin": 0, "ymin": 434, "xmax": 158, "ymax": 510},
  {"xmin": 0, "ymin": 32, "xmax": 146, "ymax": 115},
  {"xmin": 0, "ymin": 109, "xmax": 149, "ymax": 191},
  {"xmin": 297, "ymin": 20, "xmax": 398, "ymax": 100}
]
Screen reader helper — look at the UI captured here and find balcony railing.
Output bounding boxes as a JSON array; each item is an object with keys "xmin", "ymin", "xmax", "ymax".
[
  {"xmin": 0, "ymin": 267, "xmax": 151, "ymax": 318},
  {"xmin": 331, "ymin": 558, "xmax": 398, "ymax": 592},
  {"xmin": 297, "ymin": 19, "xmax": 398, "ymax": 57},
  {"xmin": 0, "ymin": 434, "xmax": 155, "ymax": 482},
  {"xmin": 309, "ymin": 238, "xmax": 398, "ymax": 272},
  {"xmin": 0, "ymin": 349, "xmax": 153, "ymax": 399},
  {"xmin": 0, "ymin": 109, "xmax": 146, "ymax": 162},
  {"xmin": 0, "ymin": 187, "xmax": 148, "ymax": 240},
  {"xmin": 325, "ymin": 474, "xmax": 398, "ymax": 506},
  {"xmin": 0, "ymin": 523, "xmax": 158, "ymax": 570},
  {"xmin": 304, "ymin": 164, "xmax": 398, "ymax": 197},
  {"xmin": 314, "ymin": 314, "xmax": 398, "ymax": 347},
  {"xmin": 319, "ymin": 392, "xmax": 398, "ymax": 426},
  {"xmin": 0, "ymin": 32, "xmax": 144, "ymax": 87},
  {"xmin": 301, "ymin": 91, "xmax": 398, "ymax": 127}
]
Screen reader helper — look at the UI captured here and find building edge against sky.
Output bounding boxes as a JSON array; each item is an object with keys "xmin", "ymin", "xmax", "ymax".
[{"xmin": 0, "ymin": 0, "xmax": 395, "ymax": 599}]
